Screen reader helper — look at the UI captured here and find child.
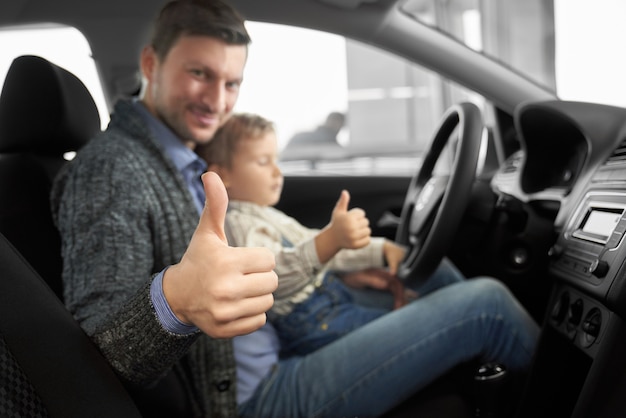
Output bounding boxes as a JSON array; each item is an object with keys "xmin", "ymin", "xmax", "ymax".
[{"xmin": 196, "ymin": 113, "xmax": 413, "ymax": 356}]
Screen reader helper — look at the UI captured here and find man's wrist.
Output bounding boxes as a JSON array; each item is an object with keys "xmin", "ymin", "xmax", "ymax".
[{"xmin": 150, "ymin": 268, "xmax": 198, "ymax": 335}]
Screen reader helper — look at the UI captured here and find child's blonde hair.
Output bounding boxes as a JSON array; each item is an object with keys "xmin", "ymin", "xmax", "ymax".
[{"xmin": 197, "ymin": 112, "xmax": 276, "ymax": 168}]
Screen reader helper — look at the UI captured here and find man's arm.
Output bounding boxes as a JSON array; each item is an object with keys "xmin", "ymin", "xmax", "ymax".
[
  {"xmin": 54, "ymin": 145, "xmax": 276, "ymax": 385},
  {"xmin": 92, "ymin": 172, "xmax": 277, "ymax": 385}
]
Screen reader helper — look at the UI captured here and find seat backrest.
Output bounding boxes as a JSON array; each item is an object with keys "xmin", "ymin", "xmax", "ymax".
[
  {"xmin": 0, "ymin": 56, "xmax": 195, "ymax": 417},
  {"xmin": 0, "ymin": 232, "xmax": 142, "ymax": 417},
  {"xmin": 0, "ymin": 55, "xmax": 101, "ymax": 300}
]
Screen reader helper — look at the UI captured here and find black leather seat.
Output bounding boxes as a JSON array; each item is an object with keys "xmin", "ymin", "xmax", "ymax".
[{"xmin": 0, "ymin": 55, "xmax": 101, "ymax": 300}]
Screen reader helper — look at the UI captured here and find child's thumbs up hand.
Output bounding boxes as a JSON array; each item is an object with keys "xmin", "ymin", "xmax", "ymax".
[{"xmin": 329, "ymin": 189, "xmax": 371, "ymax": 250}]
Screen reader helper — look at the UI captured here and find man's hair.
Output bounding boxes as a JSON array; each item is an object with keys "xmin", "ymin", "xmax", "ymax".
[
  {"xmin": 151, "ymin": 0, "xmax": 251, "ymax": 60},
  {"xmin": 197, "ymin": 113, "xmax": 275, "ymax": 168}
]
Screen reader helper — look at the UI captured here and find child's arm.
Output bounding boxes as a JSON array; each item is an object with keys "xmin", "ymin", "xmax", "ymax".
[{"xmin": 314, "ymin": 190, "xmax": 371, "ymax": 264}]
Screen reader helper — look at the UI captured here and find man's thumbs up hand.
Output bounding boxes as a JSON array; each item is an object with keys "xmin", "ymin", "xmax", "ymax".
[{"xmin": 163, "ymin": 172, "xmax": 277, "ymax": 338}]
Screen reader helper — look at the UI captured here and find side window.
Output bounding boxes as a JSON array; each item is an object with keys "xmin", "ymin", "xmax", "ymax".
[
  {"xmin": 236, "ymin": 22, "xmax": 485, "ymax": 176},
  {"xmin": 0, "ymin": 25, "xmax": 110, "ymax": 129}
]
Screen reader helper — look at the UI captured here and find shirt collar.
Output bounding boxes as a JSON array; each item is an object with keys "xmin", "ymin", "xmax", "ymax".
[{"xmin": 133, "ymin": 100, "xmax": 207, "ymax": 174}]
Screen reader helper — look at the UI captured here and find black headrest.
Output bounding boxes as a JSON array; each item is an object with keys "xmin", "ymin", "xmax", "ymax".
[{"xmin": 0, "ymin": 55, "xmax": 101, "ymax": 155}]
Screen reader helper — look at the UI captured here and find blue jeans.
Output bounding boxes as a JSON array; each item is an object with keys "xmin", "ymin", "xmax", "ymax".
[
  {"xmin": 271, "ymin": 273, "xmax": 387, "ymax": 357},
  {"xmin": 239, "ymin": 260, "xmax": 539, "ymax": 418}
]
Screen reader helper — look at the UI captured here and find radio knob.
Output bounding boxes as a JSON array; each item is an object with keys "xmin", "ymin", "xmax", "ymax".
[{"xmin": 590, "ymin": 260, "xmax": 609, "ymax": 278}]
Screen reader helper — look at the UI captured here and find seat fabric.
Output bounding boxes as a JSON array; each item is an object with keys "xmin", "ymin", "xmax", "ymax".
[{"xmin": 0, "ymin": 232, "xmax": 141, "ymax": 417}]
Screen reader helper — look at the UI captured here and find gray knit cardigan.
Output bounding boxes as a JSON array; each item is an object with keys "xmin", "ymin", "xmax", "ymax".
[{"xmin": 51, "ymin": 99, "xmax": 237, "ymax": 417}]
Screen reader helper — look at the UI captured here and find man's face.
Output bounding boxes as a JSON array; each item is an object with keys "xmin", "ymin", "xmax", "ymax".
[{"xmin": 142, "ymin": 35, "xmax": 247, "ymax": 148}]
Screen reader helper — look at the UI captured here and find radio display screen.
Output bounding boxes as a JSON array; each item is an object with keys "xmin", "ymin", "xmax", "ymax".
[{"xmin": 576, "ymin": 207, "xmax": 623, "ymax": 243}]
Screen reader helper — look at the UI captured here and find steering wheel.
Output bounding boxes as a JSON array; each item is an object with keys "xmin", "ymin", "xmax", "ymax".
[{"xmin": 395, "ymin": 102, "xmax": 484, "ymax": 283}]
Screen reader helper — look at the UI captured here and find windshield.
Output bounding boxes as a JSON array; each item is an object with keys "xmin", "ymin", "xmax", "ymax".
[{"xmin": 401, "ymin": 0, "xmax": 626, "ymax": 108}]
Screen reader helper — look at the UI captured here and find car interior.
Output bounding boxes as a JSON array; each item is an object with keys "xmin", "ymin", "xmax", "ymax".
[
  {"xmin": 0, "ymin": 57, "xmax": 478, "ymax": 418},
  {"xmin": 1, "ymin": 0, "xmax": 626, "ymax": 417}
]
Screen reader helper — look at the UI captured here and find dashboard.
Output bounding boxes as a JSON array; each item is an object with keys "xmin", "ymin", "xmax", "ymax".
[
  {"xmin": 491, "ymin": 100, "xmax": 626, "ymax": 417},
  {"xmin": 491, "ymin": 99, "xmax": 626, "ymax": 331},
  {"xmin": 493, "ymin": 100, "xmax": 626, "ymax": 226}
]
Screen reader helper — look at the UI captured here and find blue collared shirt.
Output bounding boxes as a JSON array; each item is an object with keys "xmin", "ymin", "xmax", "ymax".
[
  {"xmin": 134, "ymin": 100, "xmax": 204, "ymax": 335},
  {"xmin": 134, "ymin": 101, "xmax": 207, "ymax": 215}
]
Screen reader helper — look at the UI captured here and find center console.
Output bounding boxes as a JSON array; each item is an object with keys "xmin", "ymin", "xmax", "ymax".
[{"xmin": 520, "ymin": 186, "xmax": 626, "ymax": 417}]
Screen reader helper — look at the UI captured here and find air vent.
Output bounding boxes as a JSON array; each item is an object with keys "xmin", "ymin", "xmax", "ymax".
[{"xmin": 605, "ymin": 138, "xmax": 626, "ymax": 165}]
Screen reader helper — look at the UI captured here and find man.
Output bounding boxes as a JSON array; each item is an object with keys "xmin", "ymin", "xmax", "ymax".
[
  {"xmin": 52, "ymin": 1, "xmax": 539, "ymax": 417},
  {"xmin": 52, "ymin": 1, "xmax": 276, "ymax": 416}
]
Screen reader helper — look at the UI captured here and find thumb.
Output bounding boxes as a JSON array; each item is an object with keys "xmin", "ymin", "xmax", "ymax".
[
  {"xmin": 197, "ymin": 171, "xmax": 228, "ymax": 243},
  {"xmin": 333, "ymin": 189, "xmax": 350, "ymax": 215}
]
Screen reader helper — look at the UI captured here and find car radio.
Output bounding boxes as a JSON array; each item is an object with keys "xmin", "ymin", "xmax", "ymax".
[{"xmin": 550, "ymin": 191, "xmax": 626, "ymax": 312}]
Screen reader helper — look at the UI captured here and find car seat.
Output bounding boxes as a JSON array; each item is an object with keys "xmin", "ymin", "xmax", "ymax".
[
  {"xmin": 0, "ymin": 232, "xmax": 142, "ymax": 417},
  {"xmin": 0, "ymin": 55, "xmax": 101, "ymax": 301},
  {"xmin": 0, "ymin": 55, "xmax": 195, "ymax": 417}
]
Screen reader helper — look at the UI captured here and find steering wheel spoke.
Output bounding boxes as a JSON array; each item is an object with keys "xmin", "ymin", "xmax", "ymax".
[{"xmin": 409, "ymin": 175, "xmax": 448, "ymax": 235}]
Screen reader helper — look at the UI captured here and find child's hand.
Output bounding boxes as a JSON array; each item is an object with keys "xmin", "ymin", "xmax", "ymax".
[
  {"xmin": 383, "ymin": 240, "xmax": 407, "ymax": 276},
  {"xmin": 329, "ymin": 190, "xmax": 371, "ymax": 250},
  {"xmin": 315, "ymin": 190, "xmax": 371, "ymax": 263},
  {"xmin": 341, "ymin": 268, "xmax": 418, "ymax": 309}
]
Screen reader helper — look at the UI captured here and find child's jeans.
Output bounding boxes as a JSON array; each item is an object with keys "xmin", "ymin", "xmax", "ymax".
[{"xmin": 271, "ymin": 272, "xmax": 387, "ymax": 357}]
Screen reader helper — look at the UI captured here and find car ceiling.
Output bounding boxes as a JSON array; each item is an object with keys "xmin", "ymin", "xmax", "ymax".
[{"xmin": 0, "ymin": 0, "xmax": 555, "ymax": 113}]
